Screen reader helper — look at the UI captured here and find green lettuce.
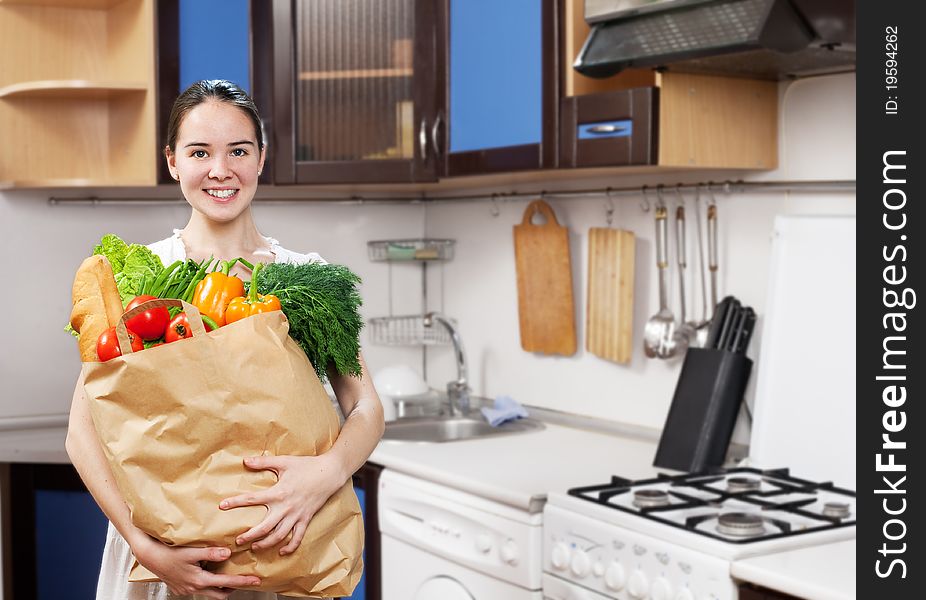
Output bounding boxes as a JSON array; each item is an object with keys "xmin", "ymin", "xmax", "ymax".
[
  {"xmin": 93, "ymin": 234, "xmax": 129, "ymax": 274},
  {"xmin": 90, "ymin": 234, "xmax": 164, "ymax": 306},
  {"xmin": 114, "ymin": 244, "xmax": 164, "ymax": 305}
]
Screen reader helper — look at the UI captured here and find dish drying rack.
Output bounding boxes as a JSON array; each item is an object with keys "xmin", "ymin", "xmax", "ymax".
[
  {"xmin": 367, "ymin": 238, "xmax": 456, "ymax": 348},
  {"xmin": 368, "ymin": 315, "xmax": 457, "ymax": 346}
]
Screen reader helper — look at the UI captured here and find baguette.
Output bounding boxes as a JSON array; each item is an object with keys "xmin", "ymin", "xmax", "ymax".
[{"xmin": 70, "ymin": 255, "xmax": 124, "ymax": 362}]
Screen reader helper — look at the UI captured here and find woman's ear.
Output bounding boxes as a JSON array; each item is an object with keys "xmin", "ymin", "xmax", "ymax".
[
  {"xmin": 258, "ymin": 146, "xmax": 267, "ymax": 177},
  {"xmin": 164, "ymin": 146, "xmax": 179, "ymax": 181}
]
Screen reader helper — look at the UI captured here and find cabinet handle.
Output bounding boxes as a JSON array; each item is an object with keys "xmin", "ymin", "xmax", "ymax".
[
  {"xmin": 430, "ymin": 112, "xmax": 443, "ymax": 160},
  {"xmin": 419, "ymin": 117, "xmax": 429, "ymax": 161},
  {"xmin": 588, "ymin": 124, "xmax": 627, "ymax": 134}
]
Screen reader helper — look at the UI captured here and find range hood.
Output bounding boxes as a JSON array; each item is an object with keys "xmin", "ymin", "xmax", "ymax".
[{"xmin": 575, "ymin": 0, "xmax": 856, "ymax": 80}]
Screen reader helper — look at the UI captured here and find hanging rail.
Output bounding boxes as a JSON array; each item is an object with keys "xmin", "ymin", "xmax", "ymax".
[{"xmin": 47, "ymin": 179, "xmax": 855, "ymax": 206}]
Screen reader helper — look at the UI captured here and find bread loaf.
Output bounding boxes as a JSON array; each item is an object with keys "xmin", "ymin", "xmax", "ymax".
[{"xmin": 70, "ymin": 255, "xmax": 124, "ymax": 362}]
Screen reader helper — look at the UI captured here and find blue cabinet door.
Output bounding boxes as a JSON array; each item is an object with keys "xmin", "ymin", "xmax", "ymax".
[
  {"xmin": 36, "ymin": 490, "xmax": 109, "ymax": 600},
  {"xmin": 179, "ymin": 0, "xmax": 250, "ymax": 92},
  {"xmin": 449, "ymin": 0, "xmax": 542, "ymax": 153}
]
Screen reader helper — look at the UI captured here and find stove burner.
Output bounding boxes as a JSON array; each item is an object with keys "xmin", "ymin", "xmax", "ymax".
[
  {"xmin": 717, "ymin": 512, "xmax": 766, "ymax": 537},
  {"xmin": 822, "ymin": 502, "xmax": 851, "ymax": 519},
  {"xmin": 726, "ymin": 476, "xmax": 761, "ymax": 493},
  {"xmin": 632, "ymin": 489, "xmax": 670, "ymax": 508}
]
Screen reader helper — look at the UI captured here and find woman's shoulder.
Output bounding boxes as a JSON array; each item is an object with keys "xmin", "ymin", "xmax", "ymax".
[
  {"xmin": 146, "ymin": 230, "xmax": 185, "ymax": 265},
  {"xmin": 267, "ymin": 237, "xmax": 328, "ymax": 266}
]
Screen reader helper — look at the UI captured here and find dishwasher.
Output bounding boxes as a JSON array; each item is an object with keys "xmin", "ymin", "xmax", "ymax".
[{"xmin": 379, "ymin": 469, "xmax": 543, "ymax": 599}]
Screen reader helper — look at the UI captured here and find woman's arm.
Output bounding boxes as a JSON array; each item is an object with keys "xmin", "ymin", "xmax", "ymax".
[
  {"xmin": 67, "ymin": 371, "xmax": 261, "ymax": 598},
  {"xmin": 221, "ymin": 353, "xmax": 384, "ymax": 554}
]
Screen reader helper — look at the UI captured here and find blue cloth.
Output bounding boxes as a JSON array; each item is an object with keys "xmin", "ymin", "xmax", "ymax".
[{"xmin": 481, "ymin": 395, "xmax": 528, "ymax": 427}]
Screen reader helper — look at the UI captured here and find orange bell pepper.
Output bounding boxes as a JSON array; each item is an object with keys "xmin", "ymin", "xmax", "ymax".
[
  {"xmin": 225, "ymin": 263, "xmax": 282, "ymax": 324},
  {"xmin": 191, "ymin": 259, "xmax": 245, "ymax": 327}
]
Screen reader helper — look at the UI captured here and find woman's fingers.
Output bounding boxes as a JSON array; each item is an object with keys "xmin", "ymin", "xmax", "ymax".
[
  {"xmin": 219, "ymin": 490, "xmax": 269, "ymax": 511},
  {"xmin": 236, "ymin": 509, "xmax": 282, "ymax": 546},
  {"xmin": 252, "ymin": 515, "xmax": 297, "ymax": 550},
  {"xmin": 280, "ymin": 519, "xmax": 309, "ymax": 556}
]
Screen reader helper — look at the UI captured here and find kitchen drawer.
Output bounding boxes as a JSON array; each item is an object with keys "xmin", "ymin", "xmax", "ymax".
[{"xmin": 560, "ymin": 87, "xmax": 657, "ymax": 168}]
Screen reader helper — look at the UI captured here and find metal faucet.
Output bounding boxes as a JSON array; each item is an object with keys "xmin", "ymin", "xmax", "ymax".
[{"xmin": 423, "ymin": 312, "xmax": 471, "ymax": 416}]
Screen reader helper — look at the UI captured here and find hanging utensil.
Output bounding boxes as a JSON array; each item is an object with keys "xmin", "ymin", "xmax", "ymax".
[
  {"xmin": 707, "ymin": 202, "xmax": 719, "ymax": 314},
  {"xmin": 643, "ymin": 205, "xmax": 679, "ymax": 359},
  {"xmin": 691, "ymin": 188, "xmax": 711, "ymax": 347},
  {"xmin": 675, "ymin": 205, "xmax": 694, "ymax": 351}
]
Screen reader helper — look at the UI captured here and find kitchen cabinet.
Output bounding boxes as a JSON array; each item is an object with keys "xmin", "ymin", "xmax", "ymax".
[
  {"xmin": 350, "ymin": 461, "xmax": 384, "ymax": 600},
  {"xmin": 1, "ymin": 463, "xmax": 108, "ymax": 599},
  {"xmin": 559, "ymin": 0, "xmax": 778, "ymax": 170},
  {"xmin": 251, "ymin": 0, "xmax": 442, "ymax": 185},
  {"xmin": 444, "ymin": 0, "xmax": 558, "ymax": 176},
  {"xmin": 0, "ymin": 0, "xmax": 158, "ymax": 188}
]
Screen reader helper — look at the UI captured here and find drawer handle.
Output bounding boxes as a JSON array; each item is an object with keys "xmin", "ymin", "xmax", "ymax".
[{"xmin": 588, "ymin": 124, "xmax": 627, "ymax": 134}]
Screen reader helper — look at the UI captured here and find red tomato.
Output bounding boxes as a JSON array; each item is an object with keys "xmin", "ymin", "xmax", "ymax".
[
  {"xmin": 96, "ymin": 327, "xmax": 144, "ymax": 361},
  {"xmin": 165, "ymin": 312, "xmax": 213, "ymax": 343},
  {"xmin": 124, "ymin": 295, "xmax": 170, "ymax": 341}
]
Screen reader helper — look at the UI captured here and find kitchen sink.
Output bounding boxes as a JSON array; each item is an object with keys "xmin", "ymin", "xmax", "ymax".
[{"xmin": 381, "ymin": 414, "xmax": 545, "ymax": 443}]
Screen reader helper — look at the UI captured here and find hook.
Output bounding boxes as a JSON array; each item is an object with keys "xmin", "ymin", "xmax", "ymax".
[
  {"xmin": 708, "ymin": 182, "xmax": 718, "ymax": 208},
  {"xmin": 489, "ymin": 193, "xmax": 500, "ymax": 217},
  {"xmin": 605, "ymin": 187, "xmax": 614, "ymax": 226},
  {"xmin": 640, "ymin": 186, "xmax": 651, "ymax": 212},
  {"xmin": 674, "ymin": 183, "xmax": 684, "ymax": 207}
]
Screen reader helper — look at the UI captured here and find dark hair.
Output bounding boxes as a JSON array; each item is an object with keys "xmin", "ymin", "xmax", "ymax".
[{"xmin": 165, "ymin": 79, "xmax": 264, "ymax": 153}]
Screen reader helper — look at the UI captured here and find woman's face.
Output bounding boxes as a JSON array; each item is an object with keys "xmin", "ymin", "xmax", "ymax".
[{"xmin": 166, "ymin": 100, "xmax": 265, "ymax": 223}]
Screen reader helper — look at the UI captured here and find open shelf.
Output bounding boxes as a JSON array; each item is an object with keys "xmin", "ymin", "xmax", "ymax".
[
  {"xmin": 0, "ymin": 0, "xmax": 157, "ymax": 187},
  {"xmin": 299, "ymin": 68, "xmax": 414, "ymax": 81},
  {"xmin": 0, "ymin": 80, "xmax": 147, "ymax": 99},
  {"xmin": 0, "ymin": 0, "xmax": 126, "ymax": 8}
]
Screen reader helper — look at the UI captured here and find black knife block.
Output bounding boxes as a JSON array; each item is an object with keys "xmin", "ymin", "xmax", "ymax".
[{"xmin": 654, "ymin": 348, "xmax": 753, "ymax": 473}]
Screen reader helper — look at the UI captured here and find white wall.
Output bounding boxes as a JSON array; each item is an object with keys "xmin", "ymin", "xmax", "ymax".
[{"xmin": 0, "ymin": 73, "xmax": 854, "ymax": 430}]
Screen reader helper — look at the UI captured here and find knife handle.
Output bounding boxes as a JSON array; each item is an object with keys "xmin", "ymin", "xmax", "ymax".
[{"xmin": 705, "ymin": 295, "xmax": 732, "ymax": 349}]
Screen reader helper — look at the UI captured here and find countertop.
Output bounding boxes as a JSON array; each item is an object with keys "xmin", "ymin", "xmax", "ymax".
[
  {"xmin": 370, "ymin": 421, "xmax": 661, "ymax": 512},
  {"xmin": 731, "ymin": 539, "xmax": 856, "ymax": 600},
  {"xmin": 0, "ymin": 426, "xmax": 69, "ymax": 463}
]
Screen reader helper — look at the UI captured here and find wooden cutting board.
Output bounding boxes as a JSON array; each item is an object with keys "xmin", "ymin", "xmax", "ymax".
[
  {"xmin": 586, "ymin": 227, "xmax": 635, "ymax": 364},
  {"xmin": 513, "ymin": 200, "xmax": 577, "ymax": 355}
]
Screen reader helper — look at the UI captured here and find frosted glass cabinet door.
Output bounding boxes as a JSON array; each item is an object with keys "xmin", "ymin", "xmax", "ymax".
[{"xmin": 254, "ymin": 0, "xmax": 442, "ymax": 185}]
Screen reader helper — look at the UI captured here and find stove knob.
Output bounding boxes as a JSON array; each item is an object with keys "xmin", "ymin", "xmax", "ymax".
[
  {"xmin": 501, "ymin": 540, "xmax": 520, "ymax": 566},
  {"xmin": 628, "ymin": 570, "xmax": 650, "ymax": 599},
  {"xmin": 674, "ymin": 589, "xmax": 695, "ymax": 600},
  {"xmin": 651, "ymin": 577, "xmax": 673, "ymax": 600},
  {"xmin": 604, "ymin": 561, "xmax": 627, "ymax": 590},
  {"xmin": 551, "ymin": 542, "xmax": 571, "ymax": 570},
  {"xmin": 570, "ymin": 549, "xmax": 592, "ymax": 578},
  {"xmin": 475, "ymin": 533, "xmax": 493, "ymax": 554}
]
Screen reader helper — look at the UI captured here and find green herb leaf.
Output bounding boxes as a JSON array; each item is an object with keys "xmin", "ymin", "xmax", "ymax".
[{"xmin": 255, "ymin": 262, "xmax": 364, "ymax": 382}]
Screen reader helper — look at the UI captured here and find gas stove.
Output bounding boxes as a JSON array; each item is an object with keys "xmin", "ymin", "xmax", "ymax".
[{"xmin": 542, "ymin": 467, "xmax": 856, "ymax": 600}]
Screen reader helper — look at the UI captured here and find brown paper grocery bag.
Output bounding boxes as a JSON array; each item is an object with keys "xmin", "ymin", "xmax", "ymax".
[{"xmin": 82, "ymin": 299, "xmax": 363, "ymax": 598}]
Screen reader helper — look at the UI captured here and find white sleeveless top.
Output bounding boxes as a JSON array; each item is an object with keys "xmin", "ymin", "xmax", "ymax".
[
  {"xmin": 95, "ymin": 231, "xmax": 329, "ymax": 600},
  {"xmin": 146, "ymin": 229, "xmax": 327, "ymax": 267}
]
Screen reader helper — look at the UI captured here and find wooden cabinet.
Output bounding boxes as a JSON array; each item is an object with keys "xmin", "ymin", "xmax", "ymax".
[
  {"xmin": 252, "ymin": 0, "xmax": 443, "ymax": 185},
  {"xmin": 443, "ymin": 0, "xmax": 558, "ymax": 176},
  {"xmin": 560, "ymin": 0, "xmax": 778, "ymax": 171},
  {"xmin": 0, "ymin": 0, "xmax": 158, "ymax": 188}
]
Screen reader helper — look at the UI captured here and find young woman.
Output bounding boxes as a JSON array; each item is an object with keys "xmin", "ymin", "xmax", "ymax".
[{"xmin": 66, "ymin": 80, "xmax": 385, "ymax": 600}]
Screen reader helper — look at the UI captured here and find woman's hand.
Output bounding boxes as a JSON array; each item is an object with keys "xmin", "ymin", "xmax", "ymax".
[
  {"xmin": 219, "ymin": 453, "xmax": 346, "ymax": 556},
  {"xmin": 132, "ymin": 536, "xmax": 261, "ymax": 599}
]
